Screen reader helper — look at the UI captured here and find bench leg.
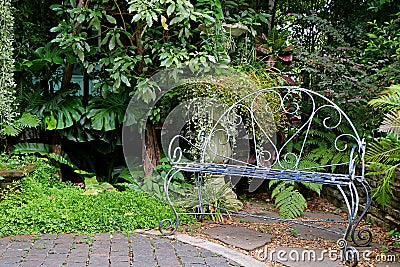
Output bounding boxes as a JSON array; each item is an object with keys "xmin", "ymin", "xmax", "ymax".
[
  {"xmin": 195, "ymin": 173, "xmax": 205, "ymax": 219},
  {"xmin": 335, "ymin": 179, "xmax": 373, "ymax": 266},
  {"xmin": 159, "ymin": 169, "xmax": 180, "ymax": 235},
  {"xmin": 350, "ymin": 180, "xmax": 373, "ymax": 246}
]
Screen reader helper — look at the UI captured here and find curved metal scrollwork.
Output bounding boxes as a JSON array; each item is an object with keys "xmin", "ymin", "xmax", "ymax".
[
  {"xmin": 351, "ymin": 228, "xmax": 373, "ymax": 247},
  {"xmin": 159, "ymin": 169, "xmax": 181, "ymax": 235},
  {"xmin": 350, "ymin": 179, "xmax": 373, "ymax": 246},
  {"xmin": 159, "ymin": 218, "xmax": 178, "ymax": 235},
  {"xmin": 159, "ymin": 86, "xmax": 372, "ymax": 250}
]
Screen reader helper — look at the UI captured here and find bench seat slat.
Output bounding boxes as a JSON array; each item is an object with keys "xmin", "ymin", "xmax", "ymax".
[{"xmin": 173, "ymin": 163, "xmax": 354, "ymax": 186}]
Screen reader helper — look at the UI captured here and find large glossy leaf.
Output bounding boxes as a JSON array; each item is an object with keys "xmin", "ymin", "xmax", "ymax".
[
  {"xmin": 86, "ymin": 93, "xmax": 128, "ymax": 131},
  {"xmin": 29, "ymin": 89, "xmax": 84, "ymax": 130},
  {"xmin": 10, "ymin": 142, "xmax": 77, "ymax": 169}
]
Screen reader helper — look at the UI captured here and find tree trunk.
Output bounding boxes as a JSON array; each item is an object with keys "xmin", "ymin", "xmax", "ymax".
[
  {"xmin": 142, "ymin": 121, "xmax": 160, "ymax": 178},
  {"xmin": 52, "ymin": 131, "xmax": 63, "ymax": 181},
  {"xmin": 269, "ymin": 0, "xmax": 279, "ymax": 33}
]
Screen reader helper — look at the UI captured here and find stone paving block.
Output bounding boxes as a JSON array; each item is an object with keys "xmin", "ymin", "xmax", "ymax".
[
  {"xmin": 41, "ymin": 262, "xmax": 65, "ymax": 267},
  {"xmin": 0, "ymin": 232, "xmax": 264, "ymax": 267},
  {"xmin": 11, "ymin": 235, "xmax": 32, "ymax": 242},
  {"xmin": 27, "ymin": 248, "xmax": 50, "ymax": 255},
  {"xmin": 65, "ymin": 261, "xmax": 87, "ymax": 267},
  {"xmin": 234, "ymin": 211, "xmax": 281, "ymax": 224},
  {"xmin": 132, "ymin": 255, "xmax": 157, "ymax": 266},
  {"xmin": 49, "ymin": 247, "xmax": 70, "ymax": 254},
  {"xmin": 39, "ymin": 234, "xmax": 57, "ymax": 240},
  {"xmin": 205, "ymin": 225, "xmax": 273, "ymax": 251},
  {"xmin": 111, "ymin": 247, "xmax": 129, "ymax": 254},
  {"xmin": 88, "ymin": 257, "xmax": 110, "ymax": 266},
  {"xmin": 20, "ymin": 260, "xmax": 45, "ymax": 267},
  {"xmin": 0, "ymin": 256, "xmax": 21, "ymax": 265},
  {"xmin": 56, "ymin": 234, "xmax": 75, "ymax": 241},
  {"xmin": 22, "ymin": 254, "xmax": 47, "ymax": 262},
  {"xmin": 156, "ymin": 255, "xmax": 181, "ymax": 267},
  {"xmin": 91, "ymin": 251, "xmax": 109, "ymax": 257},
  {"xmin": 204, "ymin": 256, "xmax": 232, "ymax": 267},
  {"xmin": 43, "ymin": 253, "xmax": 67, "ymax": 264},
  {"xmin": 93, "ymin": 233, "xmax": 111, "ymax": 241},
  {"xmin": 111, "ymin": 262, "xmax": 131, "ymax": 267},
  {"xmin": 291, "ymin": 224, "xmax": 342, "ymax": 241},
  {"xmin": 10, "ymin": 242, "xmax": 32, "ymax": 250},
  {"xmin": 154, "ymin": 241, "xmax": 181, "ymax": 267},
  {"xmin": 110, "ymin": 254, "xmax": 130, "ymax": 263},
  {"xmin": 2, "ymin": 250, "xmax": 27, "ymax": 258},
  {"xmin": 180, "ymin": 256, "xmax": 205, "ymax": 265}
]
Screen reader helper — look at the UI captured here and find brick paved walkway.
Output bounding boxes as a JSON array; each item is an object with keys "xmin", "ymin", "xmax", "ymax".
[{"xmin": 0, "ymin": 233, "xmax": 242, "ymax": 267}]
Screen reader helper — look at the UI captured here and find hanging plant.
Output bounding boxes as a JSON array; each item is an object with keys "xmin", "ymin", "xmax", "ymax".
[{"xmin": 0, "ymin": 0, "xmax": 18, "ymax": 131}]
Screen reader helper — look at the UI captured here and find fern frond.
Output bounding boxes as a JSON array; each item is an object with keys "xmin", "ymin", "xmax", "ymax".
[
  {"xmin": 275, "ymin": 188, "xmax": 307, "ymax": 218},
  {"xmin": 368, "ymin": 162, "xmax": 399, "ymax": 206},
  {"xmin": 366, "ymin": 136, "xmax": 400, "ymax": 164},
  {"xmin": 2, "ymin": 124, "xmax": 21, "ymax": 136},
  {"xmin": 301, "ymin": 182, "xmax": 322, "ymax": 196},
  {"xmin": 297, "ymin": 159, "xmax": 320, "ymax": 170},
  {"xmin": 268, "ymin": 179, "xmax": 281, "ymax": 188},
  {"xmin": 379, "ymin": 110, "xmax": 400, "ymax": 134},
  {"xmin": 270, "ymin": 181, "xmax": 287, "ymax": 199}
]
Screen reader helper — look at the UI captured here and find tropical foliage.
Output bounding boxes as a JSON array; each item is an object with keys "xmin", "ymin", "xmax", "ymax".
[
  {"xmin": 367, "ymin": 84, "xmax": 400, "ymax": 206},
  {"xmin": 0, "ymin": 0, "xmax": 398, "ymax": 220}
]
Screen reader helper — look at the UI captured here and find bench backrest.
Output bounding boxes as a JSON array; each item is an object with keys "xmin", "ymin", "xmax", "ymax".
[{"xmin": 168, "ymin": 86, "xmax": 365, "ymax": 177}]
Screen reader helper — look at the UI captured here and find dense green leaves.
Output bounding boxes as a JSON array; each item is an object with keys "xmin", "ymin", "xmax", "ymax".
[
  {"xmin": 367, "ymin": 84, "xmax": 400, "ymax": 206},
  {"xmin": 0, "ymin": 157, "xmax": 189, "ymax": 236},
  {"xmin": 86, "ymin": 93, "xmax": 128, "ymax": 131}
]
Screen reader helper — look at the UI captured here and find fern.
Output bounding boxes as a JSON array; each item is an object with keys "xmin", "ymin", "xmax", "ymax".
[
  {"xmin": 1, "ymin": 112, "xmax": 40, "ymax": 136},
  {"xmin": 366, "ymin": 84, "xmax": 400, "ymax": 206},
  {"xmin": 2, "ymin": 124, "xmax": 21, "ymax": 136},
  {"xmin": 10, "ymin": 142, "xmax": 77, "ymax": 169},
  {"xmin": 366, "ymin": 135, "xmax": 400, "ymax": 164},
  {"xmin": 269, "ymin": 180, "xmax": 316, "ymax": 218},
  {"xmin": 379, "ymin": 110, "xmax": 400, "ymax": 134},
  {"xmin": 18, "ymin": 112, "xmax": 40, "ymax": 127},
  {"xmin": 275, "ymin": 186, "xmax": 307, "ymax": 218},
  {"xmin": 302, "ymin": 182, "xmax": 322, "ymax": 195},
  {"xmin": 366, "ymin": 162, "xmax": 398, "ymax": 206},
  {"xmin": 270, "ymin": 180, "xmax": 294, "ymax": 198}
]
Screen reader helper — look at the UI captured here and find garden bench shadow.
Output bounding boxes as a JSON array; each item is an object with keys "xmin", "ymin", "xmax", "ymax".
[{"xmin": 158, "ymin": 86, "xmax": 372, "ymax": 261}]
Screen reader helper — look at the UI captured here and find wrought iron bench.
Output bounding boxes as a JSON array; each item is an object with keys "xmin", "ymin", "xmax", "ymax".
[{"xmin": 159, "ymin": 86, "xmax": 372, "ymax": 260}]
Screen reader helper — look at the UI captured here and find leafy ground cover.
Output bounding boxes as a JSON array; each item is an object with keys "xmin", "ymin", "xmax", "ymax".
[{"xmin": 0, "ymin": 155, "xmax": 192, "ymax": 237}]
